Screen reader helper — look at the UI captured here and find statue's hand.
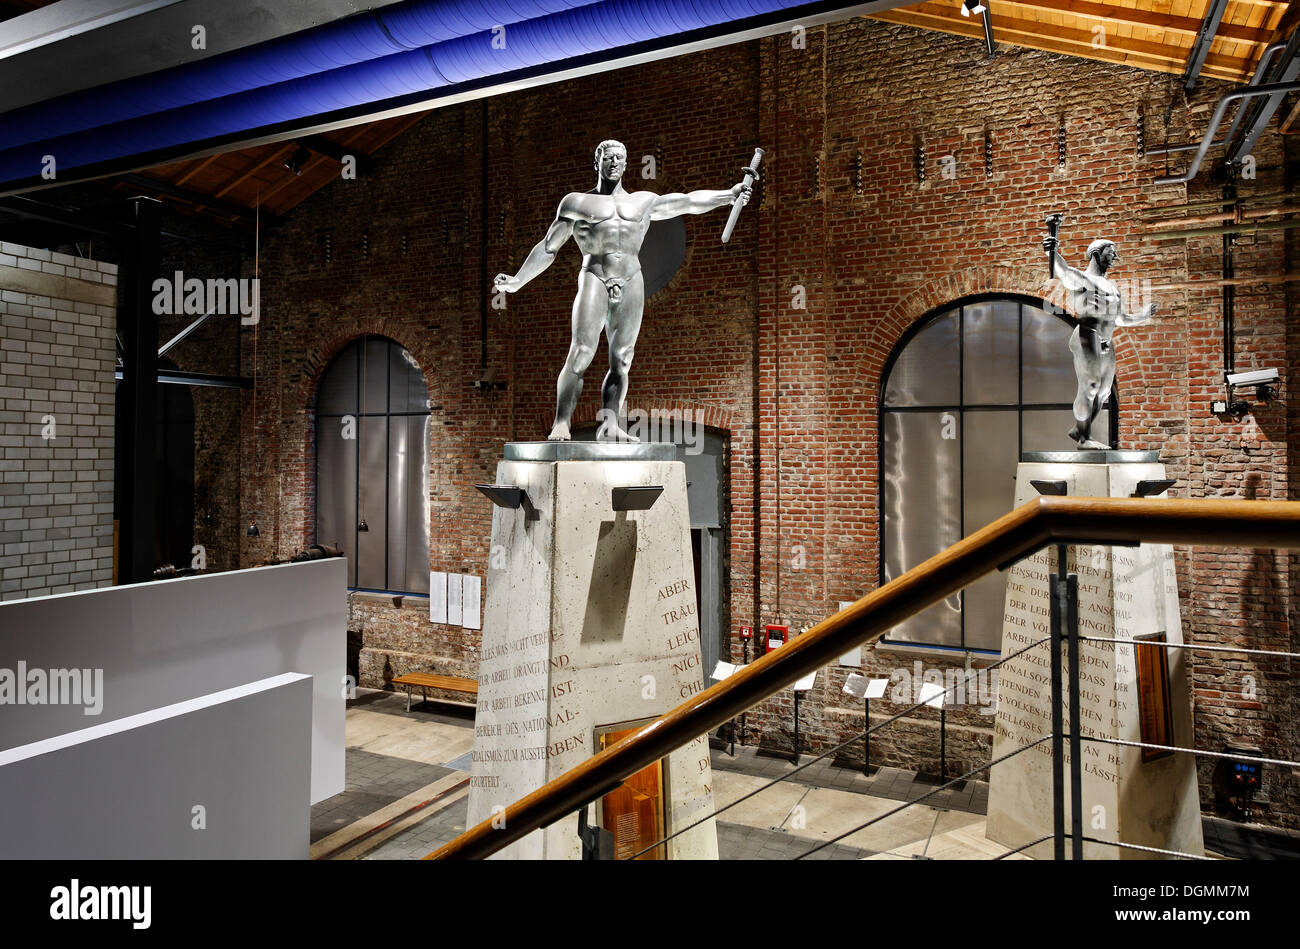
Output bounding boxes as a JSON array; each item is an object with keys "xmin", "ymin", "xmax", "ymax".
[
  {"xmin": 1042, "ymin": 235, "xmax": 1059, "ymax": 254},
  {"xmin": 494, "ymin": 273, "xmax": 521, "ymax": 293},
  {"xmin": 731, "ymin": 181, "xmax": 752, "ymax": 205}
]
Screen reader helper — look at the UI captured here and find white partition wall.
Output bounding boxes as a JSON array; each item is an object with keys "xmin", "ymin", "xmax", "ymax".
[
  {"xmin": 0, "ymin": 558, "xmax": 346, "ymax": 802},
  {"xmin": 0, "ymin": 673, "xmax": 312, "ymax": 859}
]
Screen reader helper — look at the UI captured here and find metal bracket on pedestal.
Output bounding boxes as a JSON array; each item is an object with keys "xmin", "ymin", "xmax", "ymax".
[
  {"xmin": 1133, "ymin": 479, "xmax": 1177, "ymax": 498},
  {"xmin": 611, "ymin": 485, "xmax": 663, "ymax": 511},
  {"xmin": 1031, "ymin": 479, "xmax": 1068, "ymax": 496},
  {"xmin": 475, "ymin": 484, "xmax": 538, "ymax": 521}
]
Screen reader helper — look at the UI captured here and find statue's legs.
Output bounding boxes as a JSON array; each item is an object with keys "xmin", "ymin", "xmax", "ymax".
[
  {"xmin": 1067, "ymin": 325, "xmax": 1114, "ymax": 450},
  {"xmin": 597, "ymin": 272, "xmax": 645, "ymax": 442},
  {"xmin": 549, "ymin": 271, "xmax": 608, "ymax": 441}
]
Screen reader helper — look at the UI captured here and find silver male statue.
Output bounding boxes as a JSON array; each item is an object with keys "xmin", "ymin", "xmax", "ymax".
[
  {"xmin": 1042, "ymin": 224, "xmax": 1158, "ymax": 450},
  {"xmin": 494, "ymin": 140, "xmax": 751, "ymax": 441}
]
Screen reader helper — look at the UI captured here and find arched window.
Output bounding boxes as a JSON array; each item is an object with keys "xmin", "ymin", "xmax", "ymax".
[
  {"xmin": 315, "ymin": 337, "xmax": 430, "ymax": 594},
  {"xmin": 879, "ymin": 295, "xmax": 1116, "ymax": 653}
]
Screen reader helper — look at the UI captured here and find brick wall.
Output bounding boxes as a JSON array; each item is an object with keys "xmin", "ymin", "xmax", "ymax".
[
  {"xmin": 0, "ymin": 241, "xmax": 117, "ymax": 599},
  {"xmin": 234, "ymin": 22, "xmax": 1297, "ymax": 827}
]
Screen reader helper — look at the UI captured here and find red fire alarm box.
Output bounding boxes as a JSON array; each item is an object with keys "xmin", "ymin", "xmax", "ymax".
[
  {"xmin": 739, "ymin": 625, "xmax": 752, "ymax": 640},
  {"xmin": 764, "ymin": 624, "xmax": 788, "ymax": 654}
]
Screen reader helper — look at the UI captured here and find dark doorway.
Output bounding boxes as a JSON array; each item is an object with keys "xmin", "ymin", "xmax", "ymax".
[{"xmin": 114, "ymin": 357, "xmax": 194, "ymax": 574}]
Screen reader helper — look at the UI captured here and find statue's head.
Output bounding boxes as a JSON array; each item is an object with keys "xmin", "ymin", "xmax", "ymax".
[
  {"xmin": 1086, "ymin": 239, "xmax": 1118, "ymax": 271},
  {"xmin": 593, "ymin": 140, "xmax": 627, "ymax": 183}
]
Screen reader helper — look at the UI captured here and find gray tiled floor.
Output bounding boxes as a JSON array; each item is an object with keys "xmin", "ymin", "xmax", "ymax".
[
  {"xmin": 355, "ymin": 789, "xmax": 877, "ymax": 861},
  {"xmin": 716, "ymin": 821, "xmax": 875, "ymax": 860},
  {"xmin": 362, "ymin": 792, "xmax": 470, "ymax": 860},
  {"xmin": 311, "ymin": 748, "xmax": 454, "ymax": 844},
  {"xmin": 313, "ymin": 689, "xmax": 992, "ymax": 859},
  {"xmin": 708, "ymin": 743, "xmax": 990, "ymax": 816}
]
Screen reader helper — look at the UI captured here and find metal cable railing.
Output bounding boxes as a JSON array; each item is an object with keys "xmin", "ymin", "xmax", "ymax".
[
  {"xmin": 626, "ymin": 631, "xmax": 1300, "ymax": 861},
  {"xmin": 428, "ymin": 497, "xmax": 1300, "ymax": 860},
  {"xmin": 793, "ymin": 734, "xmax": 1055, "ymax": 860},
  {"xmin": 624, "ymin": 636, "xmax": 1051, "ymax": 859}
]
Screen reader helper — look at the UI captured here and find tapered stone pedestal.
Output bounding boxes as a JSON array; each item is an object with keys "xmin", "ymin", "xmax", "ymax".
[
  {"xmin": 986, "ymin": 451, "xmax": 1204, "ymax": 859},
  {"xmin": 466, "ymin": 442, "xmax": 718, "ymax": 860}
]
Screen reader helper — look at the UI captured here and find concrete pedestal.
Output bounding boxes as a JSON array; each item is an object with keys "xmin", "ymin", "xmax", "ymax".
[
  {"xmin": 986, "ymin": 452, "xmax": 1204, "ymax": 859},
  {"xmin": 466, "ymin": 442, "xmax": 718, "ymax": 860}
]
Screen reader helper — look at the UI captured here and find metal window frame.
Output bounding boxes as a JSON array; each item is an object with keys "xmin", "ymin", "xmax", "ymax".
[
  {"xmin": 314, "ymin": 336, "xmax": 431, "ymax": 595},
  {"xmin": 877, "ymin": 293, "xmax": 1120, "ymax": 655}
]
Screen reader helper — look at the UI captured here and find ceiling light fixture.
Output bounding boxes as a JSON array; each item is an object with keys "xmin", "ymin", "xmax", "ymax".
[{"xmin": 284, "ymin": 146, "xmax": 312, "ymax": 176}]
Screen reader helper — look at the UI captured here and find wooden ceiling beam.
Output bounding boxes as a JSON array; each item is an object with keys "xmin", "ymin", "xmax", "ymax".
[
  {"xmin": 1263, "ymin": 0, "xmax": 1300, "ymax": 41},
  {"xmin": 872, "ymin": 9, "xmax": 1254, "ymax": 80},
  {"xmin": 258, "ymin": 125, "xmax": 374, "ymax": 210},
  {"xmin": 173, "ymin": 152, "xmax": 225, "ymax": 187},
  {"xmin": 115, "ymin": 172, "xmax": 253, "ymax": 222},
  {"xmin": 211, "ymin": 143, "xmax": 296, "ymax": 201},
  {"xmin": 362, "ymin": 111, "xmax": 431, "ymax": 154},
  {"xmin": 997, "ymin": 0, "xmax": 1274, "ymax": 45}
]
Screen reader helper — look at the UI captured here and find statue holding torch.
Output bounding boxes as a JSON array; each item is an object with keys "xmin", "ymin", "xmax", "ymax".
[
  {"xmin": 1041, "ymin": 213, "xmax": 1160, "ymax": 450},
  {"xmin": 494, "ymin": 140, "xmax": 759, "ymax": 441}
]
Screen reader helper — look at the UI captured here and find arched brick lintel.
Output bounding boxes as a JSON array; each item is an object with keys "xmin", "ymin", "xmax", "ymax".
[{"xmin": 866, "ymin": 267, "xmax": 1147, "ymax": 396}]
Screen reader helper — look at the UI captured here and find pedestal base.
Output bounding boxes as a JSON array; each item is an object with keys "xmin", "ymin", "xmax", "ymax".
[
  {"xmin": 986, "ymin": 457, "xmax": 1203, "ymax": 859},
  {"xmin": 466, "ymin": 449, "xmax": 718, "ymax": 859}
]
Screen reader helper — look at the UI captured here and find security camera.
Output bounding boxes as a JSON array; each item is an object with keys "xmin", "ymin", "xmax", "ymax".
[
  {"xmin": 1225, "ymin": 368, "xmax": 1279, "ymax": 387},
  {"xmin": 473, "ymin": 366, "xmax": 507, "ymax": 392}
]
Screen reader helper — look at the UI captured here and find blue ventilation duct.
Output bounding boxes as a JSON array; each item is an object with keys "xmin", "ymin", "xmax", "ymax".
[
  {"xmin": 0, "ymin": 0, "xmax": 833, "ymax": 192},
  {"xmin": 0, "ymin": 0, "xmax": 605, "ymax": 151}
]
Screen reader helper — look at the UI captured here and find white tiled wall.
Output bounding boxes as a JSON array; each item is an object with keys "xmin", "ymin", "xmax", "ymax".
[{"xmin": 0, "ymin": 241, "xmax": 117, "ymax": 599}]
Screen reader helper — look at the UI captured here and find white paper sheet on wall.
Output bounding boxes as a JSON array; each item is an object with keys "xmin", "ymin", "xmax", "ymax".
[
  {"xmin": 447, "ymin": 573, "xmax": 463, "ymax": 625},
  {"xmin": 462, "ymin": 575, "xmax": 482, "ymax": 630},
  {"xmin": 429, "ymin": 572, "xmax": 447, "ymax": 624}
]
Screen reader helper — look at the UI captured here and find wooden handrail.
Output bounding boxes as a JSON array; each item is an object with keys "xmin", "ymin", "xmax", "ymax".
[{"xmin": 428, "ymin": 496, "xmax": 1300, "ymax": 859}]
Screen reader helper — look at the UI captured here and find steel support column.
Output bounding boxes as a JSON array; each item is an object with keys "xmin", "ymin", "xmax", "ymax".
[{"xmin": 116, "ymin": 196, "xmax": 162, "ymax": 583}]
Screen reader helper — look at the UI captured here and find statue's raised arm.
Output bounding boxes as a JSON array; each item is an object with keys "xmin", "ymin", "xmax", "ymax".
[{"xmin": 1042, "ymin": 234, "xmax": 1090, "ymax": 293}]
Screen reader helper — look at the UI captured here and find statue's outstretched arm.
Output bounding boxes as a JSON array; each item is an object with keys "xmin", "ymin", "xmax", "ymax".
[
  {"xmin": 1118, "ymin": 302, "xmax": 1159, "ymax": 326},
  {"xmin": 650, "ymin": 182, "xmax": 749, "ymax": 220},
  {"xmin": 494, "ymin": 203, "xmax": 574, "ymax": 293}
]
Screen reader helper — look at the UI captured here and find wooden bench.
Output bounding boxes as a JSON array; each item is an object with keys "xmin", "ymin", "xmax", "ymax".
[{"xmin": 391, "ymin": 672, "xmax": 478, "ymax": 712}]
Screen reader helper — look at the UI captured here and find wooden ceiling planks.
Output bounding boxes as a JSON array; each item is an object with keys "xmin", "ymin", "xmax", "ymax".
[
  {"xmin": 871, "ymin": 0, "xmax": 1278, "ymax": 81},
  {"xmin": 114, "ymin": 112, "xmax": 431, "ymax": 225}
]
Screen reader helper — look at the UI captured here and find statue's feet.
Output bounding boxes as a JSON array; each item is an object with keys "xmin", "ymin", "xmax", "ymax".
[
  {"xmin": 1067, "ymin": 427, "xmax": 1108, "ymax": 450},
  {"xmin": 547, "ymin": 422, "xmax": 571, "ymax": 441},
  {"xmin": 595, "ymin": 418, "xmax": 640, "ymax": 443}
]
